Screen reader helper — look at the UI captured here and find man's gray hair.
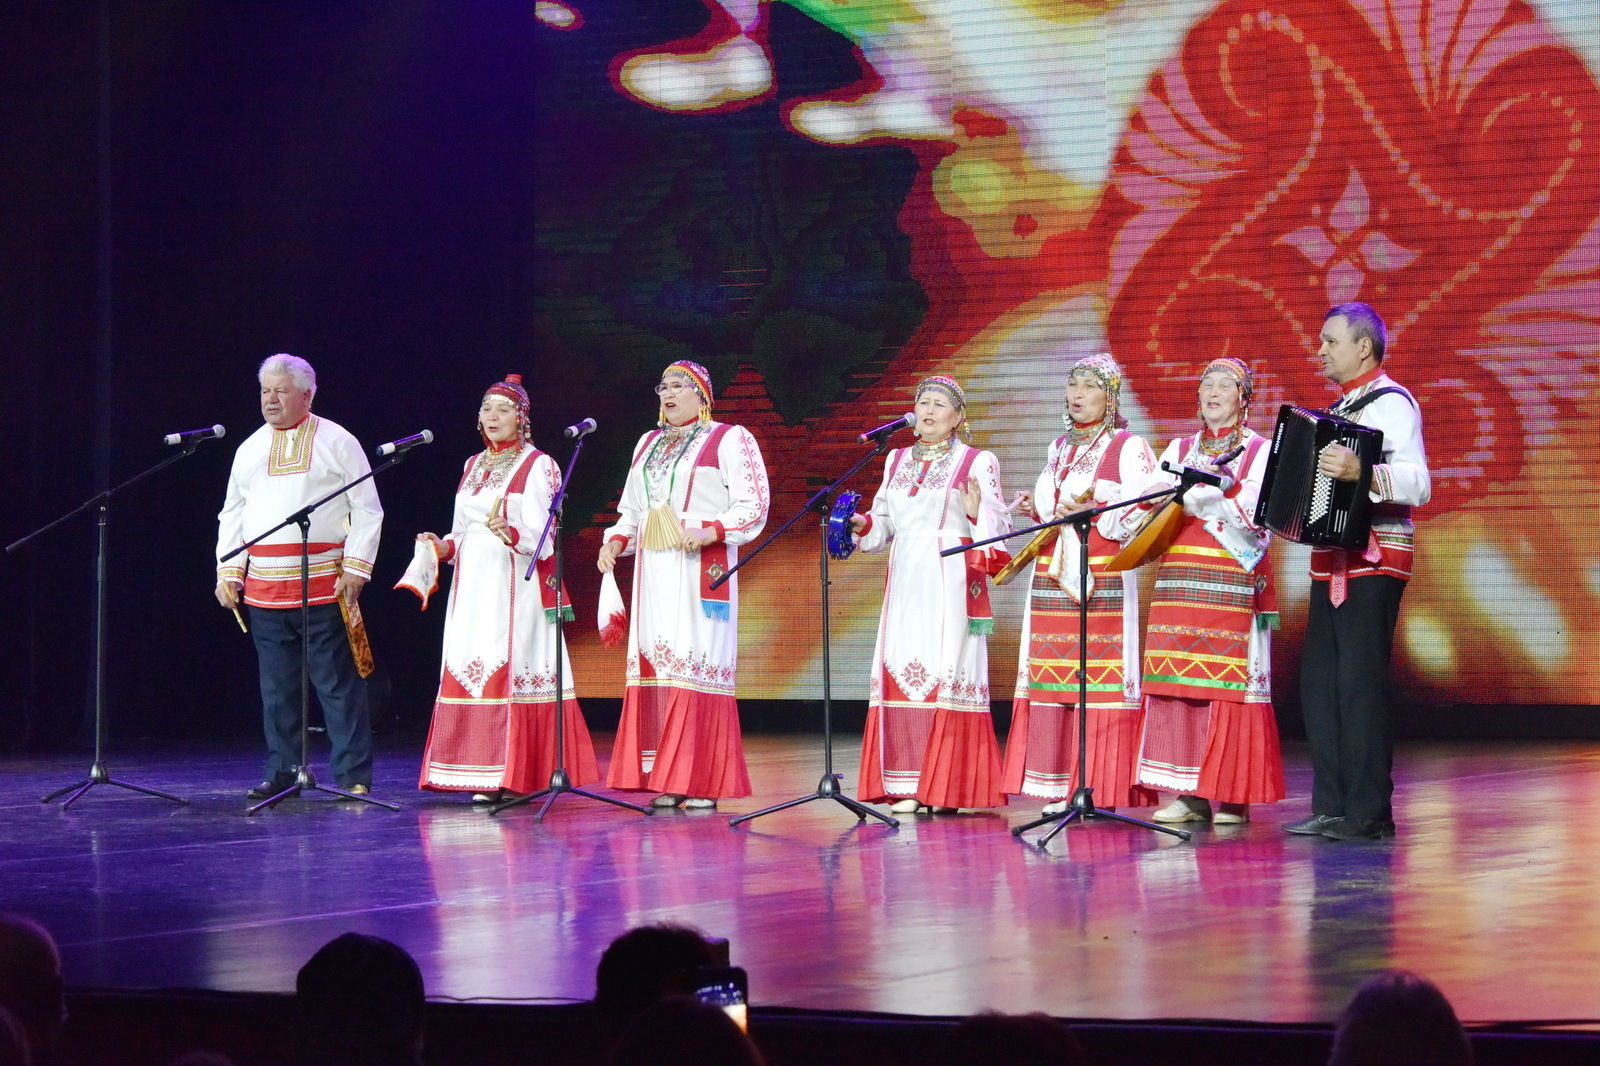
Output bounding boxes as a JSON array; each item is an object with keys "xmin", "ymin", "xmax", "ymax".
[
  {"xmin": 258, "ymin": 353, "xmax": 317, "ymax": 397},
  {"xmin": 1326, "ymin": 302, "xmax": 1388, "ymax": 363}
]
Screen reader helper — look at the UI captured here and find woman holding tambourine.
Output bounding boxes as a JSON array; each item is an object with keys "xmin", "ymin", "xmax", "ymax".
[
  {"xmin": 846, "ymin": 375, "xmax": 1012, "ymax": 814},
  {"xmin": 1132, "ymin": 357, "xmax": 1284, "ymax": 825},
  {"xmin": 999, "ymin": 353, "xmax": 1158, "ymax": 816}
]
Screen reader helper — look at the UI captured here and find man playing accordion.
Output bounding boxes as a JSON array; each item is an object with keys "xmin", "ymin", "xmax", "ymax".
[{"xmin": 1283, "ymin": 303, "xmax": 1431, "ymax": 842}]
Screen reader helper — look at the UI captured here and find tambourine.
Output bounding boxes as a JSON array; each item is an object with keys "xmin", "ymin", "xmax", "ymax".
[{"xmin": 827, "ymin": 490, "xmax": 862, "ymax": 559}]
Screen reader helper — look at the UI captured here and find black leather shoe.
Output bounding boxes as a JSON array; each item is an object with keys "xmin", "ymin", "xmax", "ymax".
[
  {"xmin": 1282, "ymin": 813, "xmax": 1343, "ymax": 835},
  {"xmin": 246, "ymin": 775, "xmax": 294, "ymax": 801},
  {"xmin": 1320, "ymin": 818, "xmax": 1396, "ymax": 841}
]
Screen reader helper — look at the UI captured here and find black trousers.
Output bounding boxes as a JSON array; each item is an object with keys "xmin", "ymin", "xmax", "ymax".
[
  {"xmin": 1299, "ymin": 576, "xmax": 1405, "ymax": 828},
  {"xmin": 249, "ymin": 603, "xmax": 373, "ymax": 788}
]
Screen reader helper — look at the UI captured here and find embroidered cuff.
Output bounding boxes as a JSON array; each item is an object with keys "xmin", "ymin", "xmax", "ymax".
[
  {"xmin": 342, "ymin": 557, "xmax": 376, "ymax": 580},
  {"xmin": 1370, "ymin": 464, "xmax": 1394, "ymax": 501},
  {"xmin": 710, "ymin": 521, "xmax": 726, "ymax": 543}
]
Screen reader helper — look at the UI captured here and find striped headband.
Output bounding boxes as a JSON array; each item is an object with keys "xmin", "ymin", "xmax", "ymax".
[{"xmin": 663, "ymin": 360, "xmax": 713, "ymax": 407}]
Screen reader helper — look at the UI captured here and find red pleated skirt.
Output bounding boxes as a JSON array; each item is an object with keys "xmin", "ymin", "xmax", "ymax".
[
  {"xmin": 608, "ymin": 684, "xmax": 751, "ymax": 799},
  {"xmin": 419, "ymin": 697, "xmax": 599, "ymax": 795},
  {"xmin": 1136, "ymin": 694, "xmax": 1284, "ymax": 804},
  {"xmin": 1001, "ymin": 697, "xmax": 1157, "ymax": 806},
  {"xmin": 858, "ymin": 704, "xmax": 1007, "ymax": 809}
]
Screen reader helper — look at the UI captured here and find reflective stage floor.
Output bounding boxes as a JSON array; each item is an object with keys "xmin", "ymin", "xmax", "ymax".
[{"xmin": 4, "ymin": 734, "xmax": 1599, "ymax": 1029}]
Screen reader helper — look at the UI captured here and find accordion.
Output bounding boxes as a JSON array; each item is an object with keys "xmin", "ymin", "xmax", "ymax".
[{"xmin": 1253, "ymin": 404, "xmax": 1384, "ymax": 549}]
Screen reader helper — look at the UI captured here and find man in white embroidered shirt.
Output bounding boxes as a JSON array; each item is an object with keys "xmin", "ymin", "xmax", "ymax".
[{"xmin": 215, "ymin": 354, "xmax": 383, "ymax": 800}]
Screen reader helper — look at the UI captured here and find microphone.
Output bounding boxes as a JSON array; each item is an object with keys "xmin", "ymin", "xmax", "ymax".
[
  {"xmin": 1162, "ymin": 459, "xmax": 1239, "ymax": 492},
  {"xmin": 564, "ymin": 417, "xmax": 598, "ymax": 439},
  {"xmin": 1164, "ymin": 463, "xmax": 1232, "ymax": 491},
  {"xmin": 163, "ymin": 424, "xmax": 225, "ymax": 446},
  {"xmin": 857, "ymin": 412, "xmax": 916, "ymax": 444},
  {"xmin": 375, "ymin": 429, "xmax": 434, "ymax": 457}
]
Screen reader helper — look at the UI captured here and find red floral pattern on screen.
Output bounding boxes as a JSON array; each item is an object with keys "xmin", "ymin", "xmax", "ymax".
[{"xmin": 1104, "ymin": 0, "xmax": 1600, "ymax": 511}]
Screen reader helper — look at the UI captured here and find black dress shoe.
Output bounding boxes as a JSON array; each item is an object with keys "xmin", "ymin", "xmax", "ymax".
[
  {"xmin": 1320, "ymin": 818, "xmax": 1396, "ymax": 841},
  {"xmin": 1282, "ymin": 813, "xmax": 1343, "ymax": 835},
  {"xmin": 246, "ymin": 776, "xmax": 295, "ymax": 801}
]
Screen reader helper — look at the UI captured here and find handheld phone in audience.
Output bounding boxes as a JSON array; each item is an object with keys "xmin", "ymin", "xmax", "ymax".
[{"xmin": 693, "ymin": 965, "xmax": 748, "ymax": 1032}]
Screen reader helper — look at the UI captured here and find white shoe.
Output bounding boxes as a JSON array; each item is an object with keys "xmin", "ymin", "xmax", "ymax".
[
  {"xmin": 651, "ymin": 794, "xmax": 686, "ymax": 808},
  {"xmin": 1212, "ymin": 802, "xmax": 1249, "ymax": 824},
  {"xmin": 889, "ymin": 798, "xmax": 921, "ymax": 813},
  {"xmin": 1152, "ymin": 795, "xmax": 1211, "ymax": 823},
  {"xmin": 683, "ymin": 797, "xmax": 717, "ymax": 809},
  {"xmin": 1041, "ymin": 800, "xmax": 1070, "ymax": 816}
]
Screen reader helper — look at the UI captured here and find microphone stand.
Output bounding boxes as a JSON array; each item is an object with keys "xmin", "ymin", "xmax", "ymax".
[
  {"xmin": 9, "ymin": 443, "xmax": 206, "ymax": 808},
  {"xmin": 720, "ymin": 434, "xmax": 901, "ymax": 830},
  {"xmin": 490, "ymin": 432, "xmax": 651, "ymax": 820},
  {"xmin": 224, "ymin": 448, "xmax": 409, "ymax": 814},
  {"xmin": 952, "ymin": 471, "xmax": 1222, "ymax": 846}
]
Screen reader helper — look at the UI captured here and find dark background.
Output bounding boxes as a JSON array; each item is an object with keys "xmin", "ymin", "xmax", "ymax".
[{"xmin": 1, "ymin": 1, "xmax": 918, "ymax": 753}]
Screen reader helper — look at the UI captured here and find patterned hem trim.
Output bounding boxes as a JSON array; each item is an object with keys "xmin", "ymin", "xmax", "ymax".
[
  {"xmin": 881, "ymin": 771, "xmax": 921, "ymax": 794},
  {"xmin": 423, "ymin": 770, "xmax": 508, "ymax": 788},
  {"xmin": 622, "ymin": 679, "xmax": 737, "ymax": 696},
  {"xmin": 1135, "ymin": 766, "xmax": 1199, "ymax": 792},
  {"xmin": 1030, "ymin": 682, "xmax": 1127, "ymax": 693},
  {"xmin": 1143, "ymin": 673, "xmax": 1248, "ymax": 692},
  {"xmin": 434, "ymin": 693, "xmax": 577, "ymax": 707}
]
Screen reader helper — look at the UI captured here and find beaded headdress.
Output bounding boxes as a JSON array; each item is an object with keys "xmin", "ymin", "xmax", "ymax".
[
  {"xmin": 661, "ymin": 359, "xmax": 713, "ymax": 426},
  {"xmin": 1199, "ymin": 357, "xmax": 1253, "ymax": 427},
  {"xmin": 480, "ymin": 372, "xmax": 531, "ymax": 446},
  {"xmin": 1066, "ymin": 352, "xmax": 1128, "ymax": 430},
  {"xmin": 914, "ymin": 375, "xmax": 971, "ymax": 441},
  {"xmin": 914, "ymin": 375, "xmax": 965, "ymax": 409},
  {"xmin": 1201, "ymin": 357, "xmax": 1253, "ymax": 400}
]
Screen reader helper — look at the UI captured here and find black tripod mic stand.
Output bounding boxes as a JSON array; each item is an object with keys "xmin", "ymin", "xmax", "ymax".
[
  {"xmin": 720, "ymin": 436, "xmax": 899, "ymax": 829},
  {"xmin": 951, "ymin": 479, "xmax": 1212, "ymax": 846},
  {"xmin": 9, "ymin": 442, "xmax": 208, "ymax": 808},
  {"xmin": 490, "ymin": 432, "xmax": 651, "ymax": 821}
]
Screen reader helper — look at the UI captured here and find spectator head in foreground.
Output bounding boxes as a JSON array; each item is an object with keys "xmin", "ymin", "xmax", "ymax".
[
  {"xmin": 0, "ymin": 915, "xmax": 64, "ymax": 1066},
  {"xmin": 296, "ymin": 932, "xmax": 425, "ymax": 1066},
  {"xmin": 936, "ymin": 1011, "xmax": 1088, "ymax": 1066},
  {"xmin": 594, "ymin": 923, "xmax": 725, "ymax": 1030},
  {"xmin": 1329, "ymin": 970, "xmax": 1472, "ymax": 1066}
]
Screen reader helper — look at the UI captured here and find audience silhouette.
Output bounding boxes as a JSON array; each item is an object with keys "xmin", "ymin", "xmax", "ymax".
[
  {"xmin": 936, "ymin": 1011, "xmax": 1088, "ymax": 1066},
  {"xmin": 296, "ymin": 932, "xmax": 426, "ymax": 1066},
  {"xmin": 0, "ymin": 916, "xmax": 64, "ymax": 1066},
  {"xmin": 1328, "ymin": 970, "xmax": 1472, "ymax": 1066}
]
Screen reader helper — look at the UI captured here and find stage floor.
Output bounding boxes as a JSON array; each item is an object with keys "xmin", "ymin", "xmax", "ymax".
[{"xmin": 4, "ymin": 734, "xmax": 1599, "ymax": 1028}]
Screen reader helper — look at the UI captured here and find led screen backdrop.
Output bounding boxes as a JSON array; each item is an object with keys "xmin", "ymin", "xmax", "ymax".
[{"xmin": 539, "ymin": 0, "xmax": 1600, "ymax": 708}]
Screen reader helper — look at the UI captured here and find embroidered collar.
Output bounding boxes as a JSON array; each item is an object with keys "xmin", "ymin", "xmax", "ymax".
[{"xmin": 1338, "ymin": 365, "xmax": 1383, "ymax": 395}]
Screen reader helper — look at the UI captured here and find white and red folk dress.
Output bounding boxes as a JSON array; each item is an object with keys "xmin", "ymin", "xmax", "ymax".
[
  {"xmin": 603, "ymin": 421, "xmax": 770, "ymax": 799},
  {"xmin": 419, "ymin": 444, "xmax": 600, "ymax": 795},
  {"xmin": 856, "ymin": 438, "xmax": 1012, "ymax": 809}
]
